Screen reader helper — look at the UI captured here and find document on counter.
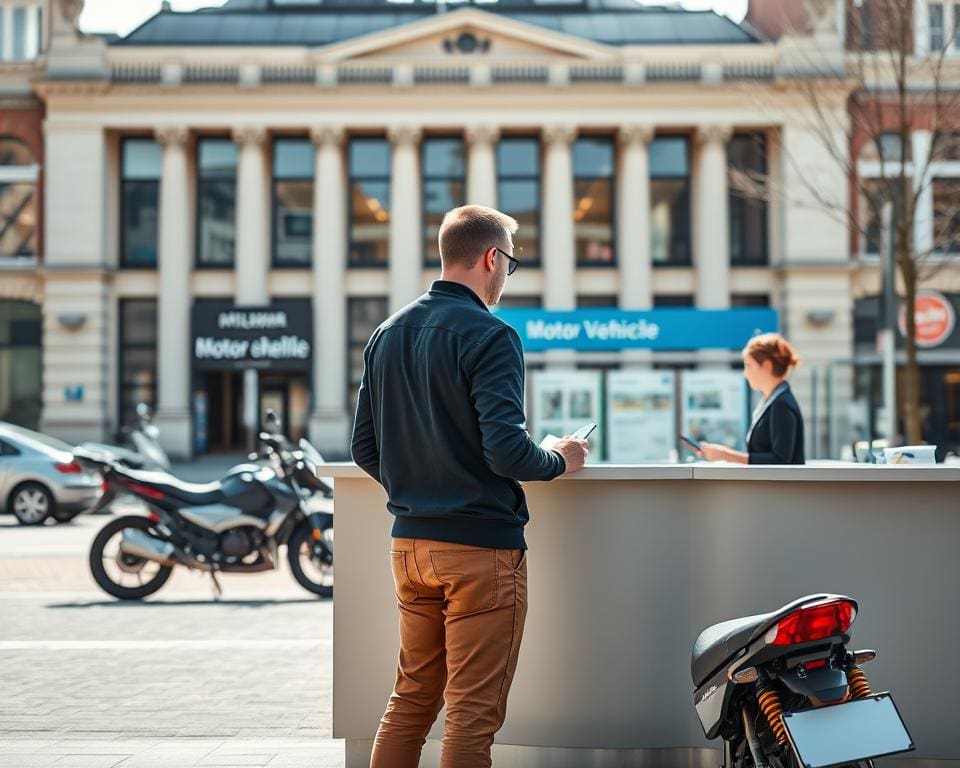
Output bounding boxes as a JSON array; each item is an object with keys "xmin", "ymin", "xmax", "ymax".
[{"xmin": 539, "ymin": 434, "xmax": 560, "ymax": 451}]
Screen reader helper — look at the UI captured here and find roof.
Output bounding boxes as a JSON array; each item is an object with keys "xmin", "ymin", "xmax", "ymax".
[{"xmin": 112, "ymin": 1, "xmax": 759, "ymax": 47}]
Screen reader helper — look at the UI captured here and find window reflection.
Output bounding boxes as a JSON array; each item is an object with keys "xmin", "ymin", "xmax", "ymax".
[
  {"xmin": 423, "ymin": 136, "xmax": 465, "ymax": 265},
  {"xmin": 650, "ymin": 137, "xmax": 691, "ymax": 266},
  {"xmin": 197, "ymin": 138, "xmax": 237, "ymax": 267},
  {"xmin": 0, "ymin": 137, "xmax": 38, "ymax": 259},
  {"xmin": 349, "ymin": 137, "xmax": 391, "ymax": 267},
  {"xmin": 497, "ymin": 137, "xmax": 540, "ymax": 263},
  {"xmin": 121, "ymin": 139, "xmax": 161, "ymax": 268},
  {"xmin": 573, "ymin": 138, "xmax": 614, "ymax": 266},
  {"xmin": 273, "ymin": 139, "xmax": 314, "ymax": 267}
]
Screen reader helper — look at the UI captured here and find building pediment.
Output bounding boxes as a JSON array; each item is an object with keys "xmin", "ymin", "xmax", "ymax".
[{"xmin": 319, "ymin": 8, "xmax": 615, "ymax": 62}]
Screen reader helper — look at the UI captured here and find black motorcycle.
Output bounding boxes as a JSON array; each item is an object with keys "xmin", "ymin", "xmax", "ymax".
[
  {"xmin": 76, "ymin": 433, "xmax": 333, "ymax": 600},
  {"xmin": 692, "ymin": 594, "xmax": 913, "ymax": 768}
]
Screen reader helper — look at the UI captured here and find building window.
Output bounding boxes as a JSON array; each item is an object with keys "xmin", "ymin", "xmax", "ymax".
[
  {"xmin": 119, "ymin": 299, "xmax": 158, "ymax": 430},
  {"xmin": 0, "ymin": 136, "xmax": 38, "ymax": 259},
  {"xmin": 196, "ymin": 138, "xmax": 237, "ymax": 268},
  {"xmin": 728, "ymin": 134, "xmax": 768, "ymax": 266},
  {"xmin": 348, "ymin": 137, "xmax": 391, "ymax": 267},
  {"xmin": 861, "ymin": 179, "xmax": 907, "ymax": 255},
  {"xmin": 650, "ymin": 137, "xmax": 691, "ymax": 266},
  {"xmin": 272, "ymin": 138, "xmax": 314, "ymax": 268},
  {"xmin": 423, "ymin": 136, "xmax": 466, "ymax": 266},
  {"xmin": 654, "ymin": 295, "xmax": 694, "ymax": 307},
  {"xmin": 573, "ymin": 137, "xmax": 615, "ymax": 266},
  {"xmin": 0, "ymin": 300, "xmax": 41, "ymax": 430},
  {"xmin": 120, "ymin": 139, "xmax": 161, "ymax": 268},
  {"xmin": 931, "ymin": 2, "xmax": 946, "ymax": 51},
  {"xmin": 577, "ymin": 295, "xmax": 618, "ymax": 307},
  {"xmin": 348, "ymin": 297, "xmax": 388, "ymax": 414},
  {"xmin": 497, "ymin": 137, "xmax": 541, "ymax": 265},
  {"xmin": 731, "ymin": 294, "xmax": 770, "ymax": 307},
  {"xmin": 934, "ymin": 178, "xmax": 960, "ymax": 253},
  {"xmin": 0, "ymin": 5, "xmax": 40, "ymax": 62},
  {"xmin": 497, "ymin": 295, "xmax": 542, "ymax": 309}
]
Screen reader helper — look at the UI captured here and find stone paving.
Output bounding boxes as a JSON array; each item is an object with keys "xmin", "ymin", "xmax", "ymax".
[{"xmin": 0, "ymin": 505, "xmax": 346, "ymax": 768}]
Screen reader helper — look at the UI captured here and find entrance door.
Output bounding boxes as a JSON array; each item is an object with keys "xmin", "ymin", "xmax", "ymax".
[
  {"xmin": 198, "ymin": 371, "xmax": 245, "ymax": 453},
  {"xmin": 260, "ymin": 383, "xmax": 289, "ymax": 434}
]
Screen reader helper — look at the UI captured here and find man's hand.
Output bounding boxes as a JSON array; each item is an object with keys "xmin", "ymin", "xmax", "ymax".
[{"xmin": 553, "ymin": 437, "xmax": 589, "ymax": 475}]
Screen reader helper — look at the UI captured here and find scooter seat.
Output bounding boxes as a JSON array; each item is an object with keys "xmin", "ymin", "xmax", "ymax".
[{"xmin": 691, "ymin": 594, "xmax": 840, "ymax": 688}]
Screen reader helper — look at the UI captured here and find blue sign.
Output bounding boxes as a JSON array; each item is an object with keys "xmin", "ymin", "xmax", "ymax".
[
  {"xmin": 64, "ymin": 385, "xmax": 84, "ymax": 402},
  {"xmin": 492, "ymin": 308, "xmax": 778, "ymax": 352}
]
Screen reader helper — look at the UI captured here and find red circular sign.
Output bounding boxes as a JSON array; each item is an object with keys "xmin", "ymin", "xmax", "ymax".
[{"xmin": 899, "ymin": 291, "xmax": 956, "ymax": 348}]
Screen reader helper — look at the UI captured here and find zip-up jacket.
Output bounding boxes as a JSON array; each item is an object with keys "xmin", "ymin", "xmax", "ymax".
[{"xmin": 351, "ymin": 280, "xmax": 565, "ymax": 549}]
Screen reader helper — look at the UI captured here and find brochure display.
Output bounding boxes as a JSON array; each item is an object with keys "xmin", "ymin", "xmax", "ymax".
[
  {"xmin": 606, "ymin": 371, "xmax": 676, "ymax": 463},
  {"xmin": 531, "ymin": 370, "xmax": 604, "ymax": 460},
  {"xmin": 680, "ymin": 371, "xmax": 748, "ymax": 455}
]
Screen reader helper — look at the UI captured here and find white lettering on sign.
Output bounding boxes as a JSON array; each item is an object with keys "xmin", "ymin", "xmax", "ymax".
[
  {"xmin": 217, "ymin": 311, "xmax": 289, "ymax": 330},
  {"xmin": 526, "ymin": 320, "xmax": 582, "ymax": 341},
  {"xmin": 583, "ymin": 320, "xmax": 660, "ymax": 341},
  {"xmin": 195, "ymin": 338, "xmax": 250, "ymax": 360},
  {"xmin": 250, "ymin": 336, "xmax": 311, "ymax": 360}
]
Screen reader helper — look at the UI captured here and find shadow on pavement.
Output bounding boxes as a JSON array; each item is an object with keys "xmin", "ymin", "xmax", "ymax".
[{"xmin": 45, "ymin": 597, "xmax": 326, "ymax": 608}]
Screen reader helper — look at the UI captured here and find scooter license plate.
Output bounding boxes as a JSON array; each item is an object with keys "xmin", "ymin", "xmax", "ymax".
[{"xmin": 782, "ymin": 693, "xmax": 914, "ymax": 768}]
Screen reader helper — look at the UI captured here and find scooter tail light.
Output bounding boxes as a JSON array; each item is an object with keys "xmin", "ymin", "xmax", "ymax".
[
  {"xmin": 764, "ymin": 600, "xmax": 857, "ymax": 646},
  {"xmin": 146, "ymin": 511, "xmax": 160, "ymax": 523}
]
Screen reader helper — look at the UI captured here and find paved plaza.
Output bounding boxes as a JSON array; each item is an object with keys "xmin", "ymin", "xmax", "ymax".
[{"xmin": 0, "ymin": 489, "xmax": 346, "ymax": 768}]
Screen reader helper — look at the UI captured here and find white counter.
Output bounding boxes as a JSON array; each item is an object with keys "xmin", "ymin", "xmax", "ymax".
[{"xmin": 323, "ymin": 462, "xmax": 960, "ymax": 767}]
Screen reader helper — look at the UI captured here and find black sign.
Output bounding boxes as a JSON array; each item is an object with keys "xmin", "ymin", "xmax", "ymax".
[{"xmin": 192, "ymin": 300, "xmax": 313, "ymax": 371}]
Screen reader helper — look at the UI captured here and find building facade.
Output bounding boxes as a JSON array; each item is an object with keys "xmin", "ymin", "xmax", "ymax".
[
  {"xmin": 0, "ymin": 0, "xmax": 46, "ymax": 431},
  {"xmin": 32, "ymin": 0, "xmax": 859, "ymax": 459}
]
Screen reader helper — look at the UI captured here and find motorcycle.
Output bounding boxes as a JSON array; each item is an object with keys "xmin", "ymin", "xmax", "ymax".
[
  {"xmin": 692, "ymin": 594, "xmax": 914, "ymax": 768},
  {"xmin": 75, "ymin": 432, "xmax": 333, "ymax": 600}
]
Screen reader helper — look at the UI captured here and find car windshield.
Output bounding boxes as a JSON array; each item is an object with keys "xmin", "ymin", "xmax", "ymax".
[{"xmin": 0, "ymin": 423, "xmax": 74, "ymax": 454}]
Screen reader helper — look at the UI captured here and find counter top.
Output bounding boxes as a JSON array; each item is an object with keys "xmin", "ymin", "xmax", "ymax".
[{"xmin": 317, "ymin": 462, "xmax": 960, "ymax": 482}]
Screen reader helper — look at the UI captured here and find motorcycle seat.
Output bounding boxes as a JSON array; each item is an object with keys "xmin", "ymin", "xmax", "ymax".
[
  {"xmin": 117, "ymin": 467, "xmax": 225, "ymax": 506},
  {"xmin": 691, "ymin": 593, "xmax": 840, "ymax": 688}
]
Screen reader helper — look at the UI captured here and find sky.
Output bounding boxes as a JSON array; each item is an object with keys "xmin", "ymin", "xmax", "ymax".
[{"xmin": 79, "ymin": 0, "xmax": 749, "ymax": 37}]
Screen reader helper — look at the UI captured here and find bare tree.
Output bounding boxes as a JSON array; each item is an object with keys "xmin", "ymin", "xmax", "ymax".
[{"xmin": 732, "ymin": 0, "xmax": 960, "ymax": 445}]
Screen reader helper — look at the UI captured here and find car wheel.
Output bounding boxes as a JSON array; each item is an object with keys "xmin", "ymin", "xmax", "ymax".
[{"xmin": 9, "ymin": 482, "xmax": 54, "ymax": 525}]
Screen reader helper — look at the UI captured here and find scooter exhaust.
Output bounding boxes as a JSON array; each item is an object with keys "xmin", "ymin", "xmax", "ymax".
[{"xmin": 119, "ymin": 529, "xmax": 177, "ymax": 566}]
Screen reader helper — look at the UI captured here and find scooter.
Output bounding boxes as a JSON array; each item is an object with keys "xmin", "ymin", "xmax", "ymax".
[
  {"xmin": 76, "ymin": 432, "xmax": 334, "ymax": 600},
  {"xmin": 692, "ymin": 594, "xmax": 914, "ymax": 768}
]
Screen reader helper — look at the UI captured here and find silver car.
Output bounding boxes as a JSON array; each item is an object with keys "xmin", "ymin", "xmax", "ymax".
[{"xmin": 0, "ymin": 423, "xmax": 103, "ymax": 525}]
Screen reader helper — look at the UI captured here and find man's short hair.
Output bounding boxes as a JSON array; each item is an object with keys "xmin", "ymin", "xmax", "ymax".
[{"xmin": 438, "ymin": 205, "xmax": 518, "ymax": 270}]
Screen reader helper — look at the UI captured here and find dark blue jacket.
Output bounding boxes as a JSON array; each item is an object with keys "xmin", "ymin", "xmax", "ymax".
[
  {"xmin": 351, "ymin": 280, "xmax": 565, "ymax": 549},
  {"xmin": 747, "ymin": 385, "xmax": 805, "ymax": 465}
]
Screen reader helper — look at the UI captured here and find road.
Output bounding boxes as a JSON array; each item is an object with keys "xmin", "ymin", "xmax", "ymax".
[{"xmin": 0, "ymin": 506, "xmax": 344, "ymax": 768}]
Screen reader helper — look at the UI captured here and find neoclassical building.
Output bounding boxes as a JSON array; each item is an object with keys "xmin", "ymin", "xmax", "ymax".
[{"xmin": 29, "ymin": 0, "xmax": 859, "ymax": 458}]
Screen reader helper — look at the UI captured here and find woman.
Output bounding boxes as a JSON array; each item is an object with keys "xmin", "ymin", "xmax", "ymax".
[{"xmin": 698, "ymin": 333, "xmax": 805, "ymax": 465}]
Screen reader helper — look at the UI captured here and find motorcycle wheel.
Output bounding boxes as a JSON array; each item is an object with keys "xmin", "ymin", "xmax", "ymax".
[
  {"xmin": 89, "ymin": 515, "xmax": 173, "ymax": 600},
  {"xmin": 287, "ymin": 520, "xmax": 334, "ymax": 598}
]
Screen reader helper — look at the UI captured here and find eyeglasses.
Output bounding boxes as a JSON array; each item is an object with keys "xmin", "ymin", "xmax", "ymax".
[{"xmin": 494, "ymin": 246, "xmax": 521, "ymax": 276}]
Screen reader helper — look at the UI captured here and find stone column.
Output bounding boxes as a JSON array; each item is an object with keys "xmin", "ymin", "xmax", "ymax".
[
  {"xmin": 153, "ymin": 126, "xmax": 193, "ymax": 458},
  {"xmin": 542, "ymin": 125, "xmax": 577, "ymax": 368},
  {"xmin": 618, "ymin": 125, "xmax": 655, "ymax": 368},
  {"xmin": 232, "ymin": 126, "xmax": 270, "ymax": 306},
  {"xmin": 466, "ymin": 125, "xmax": 499, "ymax": 208},
  {"xmin": 232, "ymin": 126, "xmax": 270, "ymax": 450},
  {"xmin": 388, "ymin": 126, "xmax": 423, "ymax": 313},
  {"xmin": 308, "ymin": 126, "xmax": 351, "ymax": 457},
  {"xmin": 694, "ymin": 125, "xmax": 732, "ymax": 311}
]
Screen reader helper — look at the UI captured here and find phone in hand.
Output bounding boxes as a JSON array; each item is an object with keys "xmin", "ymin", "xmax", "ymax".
[
  {"xmin": 679, "ymin": 434, "xmax": 703, "ymax": 453},
  {"xmin": 571, "ymin": 423, "xmax": 597, "ymax": 441}
]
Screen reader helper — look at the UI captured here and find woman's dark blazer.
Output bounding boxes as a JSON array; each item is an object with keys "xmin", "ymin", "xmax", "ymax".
[{"xmin": 747, "ymin": 385, "xmax": 805, "ymax": 465}]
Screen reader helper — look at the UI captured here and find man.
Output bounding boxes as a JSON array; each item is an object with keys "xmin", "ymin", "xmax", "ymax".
[{"xmin": 351, "ymin": 205, "xmax": 588, "ymax": 768}]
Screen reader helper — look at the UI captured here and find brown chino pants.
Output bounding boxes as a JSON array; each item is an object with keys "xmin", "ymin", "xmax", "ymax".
[{"xmin": 370, "ymin": 537, "xmax": 528, "ymax": 768}]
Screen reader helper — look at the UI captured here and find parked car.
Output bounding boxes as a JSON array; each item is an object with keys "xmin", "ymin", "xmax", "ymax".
[{"xmin": 0, "ymin": 423, "xmax": 103, "ymax": 525}]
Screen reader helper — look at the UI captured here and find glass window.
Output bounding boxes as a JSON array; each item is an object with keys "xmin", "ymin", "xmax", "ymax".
[
  {"xmin": 653, "ymin": 295, "xmax": 694, "ymax": 307},
  {"xmin": 0, "ymin": 300, "xmax": 41, "ymax": 430},
  {"xmin": 496, "ymin": 295, "xmax": 542, "ymax": 309},
  {"xmin": 933, "ymin": 178, "xmax": 960, "ymax": 253},
  {"xmin": 728, "ymin": 133, "xmax": 768, "ymax": 266},
  {"xmin": 119, "ymin": 300, "xmax": 157, "ymax": 430},
  {"xmin": 348, "ymin": 297, "xmax": 389, "ymax": 414},
  {"xmin": 577, "ymin": 295, "xmax": 617, "ymax": 307},
  {"xmin": 650, "ymin": 137, "xmax": 691, "ymax": 266},
  {"xmin": 497, "ymin": 137, "xmax": 540, "ymax": 265},
  {"xmin": 13, "ymin": 8, "xmax": 26, "ymax": 61},
  {"xmin": 349, "ymin": 137, "xmax": 391, "ymax": 267},
  {"xmin": 197, "ymin": 138, "xmax": 237, "ymax": 267},
  {"xmin": 860, "ymin": 132, "xmax": 910, "ymax": 163},
  {"xmin": 930, "ymin": 2, "xmax": 945, "ymax": 51},
  {"xmin": 0, "ymin": 12, "xmax": 5, "ymax": 60},
  {"xmin": 731, "ymin": 294, "xmax": 770, "ymax": 307},
  {"xmin": 0, "ymin": 136, "xmax": 38, "ymax": 259},
  {"xmin": 273, "ymin": 139, "xmax": 314, "ymax": 267},
  {"xmin": 862, "ymin": 179, "xmax": 907, "ymax": 254},
  {"xmin": 121, "ymin": 139, "xmax": 161, "ymax": 268},
  {"xmin": 423, "ymin": 136, "xmax": 466, "ymax": 266},
  {"xmin": 573, "ymin": 137, "xmax": 615, "ymax": 266}
]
